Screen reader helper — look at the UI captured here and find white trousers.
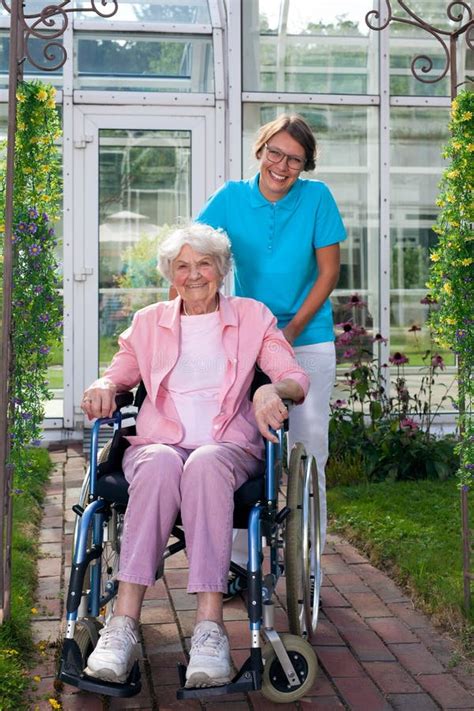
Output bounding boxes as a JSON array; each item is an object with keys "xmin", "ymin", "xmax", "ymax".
[{"xmin": 231, "ymin": 342, "xmax": 336, "ymax": 565}]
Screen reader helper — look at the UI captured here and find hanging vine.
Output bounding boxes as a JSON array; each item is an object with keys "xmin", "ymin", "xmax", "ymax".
[
  {"xmin": 0, "ymin": 80, "xmax": 62, "ymax": 477},
  {"xmin": 428, "ymin": 89, "xmax": 474, "ymax": 489}
]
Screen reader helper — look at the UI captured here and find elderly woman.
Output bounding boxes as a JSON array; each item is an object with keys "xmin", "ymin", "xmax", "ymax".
[{"xmin": 81, "ymin": 223, "xmax": 309, "ymax": 689}]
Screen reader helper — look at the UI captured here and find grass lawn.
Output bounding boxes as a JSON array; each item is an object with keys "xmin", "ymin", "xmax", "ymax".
[
  {"xmin": 0, "ymin": 449, "xmax": 53, "ymax": 710},
  {"xmin": 328, "ymin": 478, "xmax": 474, "ymax": 651}
]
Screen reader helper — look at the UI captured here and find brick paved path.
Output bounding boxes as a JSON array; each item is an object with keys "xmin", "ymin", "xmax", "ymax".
[{"xmin": 30, "ymin": 445, "xmax": 474, "ymax": 710}]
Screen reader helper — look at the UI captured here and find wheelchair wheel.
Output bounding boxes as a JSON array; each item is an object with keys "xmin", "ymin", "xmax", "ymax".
[
  {"xmin": 285, "ymin": 443, "xmax": 321, "ymax": 640},
  {"xmin": 261, "ymin": 633, "xmax": 318, "ymax": 703}
]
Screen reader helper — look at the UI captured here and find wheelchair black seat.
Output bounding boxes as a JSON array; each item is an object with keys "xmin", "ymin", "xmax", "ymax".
[{"xmin": 96, "ymin": 436, "xmax": 265, "ymax": 528}]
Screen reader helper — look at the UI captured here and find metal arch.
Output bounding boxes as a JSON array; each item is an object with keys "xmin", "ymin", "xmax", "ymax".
[
  {"xmin": 366, "ymin": 0, "xmax": 474, "ymax": 88},
  {"xmin": 1, "ymin": 0, "xmax": 118, "ymax": 71}
]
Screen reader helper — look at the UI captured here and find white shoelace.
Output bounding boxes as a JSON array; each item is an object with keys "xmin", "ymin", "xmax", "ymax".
[
  {"xmin": 191, "ymin": 629, "xmax": 225, "ymax": 657},
  {"xmin": 99, "ymin": 623, "xmax": 137, "ymax": 651}
]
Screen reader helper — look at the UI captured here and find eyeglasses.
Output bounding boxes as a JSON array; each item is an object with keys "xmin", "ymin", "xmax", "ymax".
[{"xmin": 264, "ymin": 143, "xmax": 305, "ymax": 171}]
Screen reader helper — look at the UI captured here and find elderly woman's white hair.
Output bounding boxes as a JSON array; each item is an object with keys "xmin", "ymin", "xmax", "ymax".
[{"xmin": 158, "ymin": 223, "xmax": 232, "ymax": 282}]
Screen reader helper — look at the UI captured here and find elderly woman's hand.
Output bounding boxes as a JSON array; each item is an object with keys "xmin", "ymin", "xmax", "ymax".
[
  {"xmin": 252, "ymin": 384, "xmax": 289, "ymax": 444},
  {"xmin": 81, "ymin": 378, "xmax": 118, "ymax": 420}
]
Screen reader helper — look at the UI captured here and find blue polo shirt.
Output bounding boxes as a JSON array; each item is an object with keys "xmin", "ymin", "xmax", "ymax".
[{"xmin": 196, "ymin": 174, "xmax": 346, "ymax": 347}]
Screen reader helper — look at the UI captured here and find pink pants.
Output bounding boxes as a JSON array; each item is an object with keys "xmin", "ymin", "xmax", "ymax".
[{"xmin": 117, "ymin": 442, "xmax": 262, "ymax": 593}]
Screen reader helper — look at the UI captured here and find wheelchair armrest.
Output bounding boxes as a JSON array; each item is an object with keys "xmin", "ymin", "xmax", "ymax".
[{"xmin": 114, "ymin": 391, "xmax": 134, "ymax": 410}]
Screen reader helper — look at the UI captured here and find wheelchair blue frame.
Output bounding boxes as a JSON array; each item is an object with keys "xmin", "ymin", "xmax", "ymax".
[{"xmin": 58, "ymin": 409, "xmax": 313, "ymax": 701}]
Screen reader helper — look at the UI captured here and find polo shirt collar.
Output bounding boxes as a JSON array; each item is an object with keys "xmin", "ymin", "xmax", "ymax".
[{"xmin": 249, "ymin": 172, "xmax": 302, "ymax": 210}]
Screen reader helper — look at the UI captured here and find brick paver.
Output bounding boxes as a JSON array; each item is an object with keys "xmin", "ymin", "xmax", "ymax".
[{"xmin": 27, "ymin": 446, "xmax": 474, "ymax": 710}]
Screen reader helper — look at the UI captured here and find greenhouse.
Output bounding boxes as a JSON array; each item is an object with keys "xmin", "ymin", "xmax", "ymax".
[{"xmin": 0, "ymin": 0, "xmax": 472, "ymax": 438}]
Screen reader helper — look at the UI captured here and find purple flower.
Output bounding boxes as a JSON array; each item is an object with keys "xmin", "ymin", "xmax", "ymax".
[
  {"xmin": 41, "ymin": 212, "xmax": 49, "ymax": 222},
  {"xmin": 39, "ymin": 346, "xmax": 50, "ymax": 355},
  {"xmin": 27, "ymin": 223, "xmax": 38, "ymax": 234},
  {"xmin": 336, "ymin": 321, "xmax": 354, "ymax": 332},
  {"xmin": 13, "ymin": 488, "xmax": 24, "ymax": 495},
  {"xmin": 456, "ymin": 329, "xmax": 467, "ymax": 340},
  {"xmin": 48, "ymin": 227, "xmax": 55, "ymax": 237},
  {"xmin": 420, "ymin": 294, "xmax": 437, "ymax": 305},
  {"xmin": 31, "ymin": 439, "xmax": 42, "ymax": 447},
  {"xmin": 372, "ymin": 333, "xmax": 387, "ymax": 344},
  {"xmin": 389, "ymin": 352, "xmax": 409, "ymax": 366},
  {"xmin": 400, "ymin": 417, "xmax": 419, "ymax": 431},
  {"xmin": 342, "ymin": 348, "xmax": 357, "ymax": 359},
  {"xmin": 55, "ymin": 321, "xmax": 63, "ymax": 328},
  {"xmin": 344, "ymin": 293, "xmax": 367, "ymax": 309},
  {"xmin": 331, "ymin": 399, "xmax": 347, "ymax": 409},
  {"xmin": 431, "ymin": 354, "xmax": 446, "ymax": 370},
  {"xmin": 464, "ymin": 463, "xmax": 474, "ymax": 470},
  {"xmin": 337, "ymin": 331, "xmax": 354, "ymax": 346},
  {"xmin": 28, "ymin": 244, "xmax": 42, "ymax": 256},
  {"xmin": 33, "ymin": 286, "xmax": 43, "ymax": 294},
  {"xmin": 38, "ymin": 313, "xmax": 50, "ymax": 323},
  {"xmin": 28, "ymin": 207, "xmax": 39, "ymax": 219},
  {"xmin": 21, "ymin": 412, "xmax": 32, "ymax": 420},
  {"xmin": 17, "ymin": 221, "xmax": 28, "ymax": 232}
]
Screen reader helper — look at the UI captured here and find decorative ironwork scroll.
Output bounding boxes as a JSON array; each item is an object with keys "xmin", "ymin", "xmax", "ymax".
[
  {"xmin": 1, "ymin": 0, "xmax": 118, "ymax": 71},
  {"xmin": 366, "ymin": 1, "xmax": 473, "ymax": 93}
]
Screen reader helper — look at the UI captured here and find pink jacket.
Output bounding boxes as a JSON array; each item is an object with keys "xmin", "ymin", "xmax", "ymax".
[{"xmin": 103, "ymin": 293, "xmax": 310, "ymax": 459}]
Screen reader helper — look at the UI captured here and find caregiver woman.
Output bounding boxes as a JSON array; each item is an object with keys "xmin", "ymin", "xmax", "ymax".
[{"xmin": 197, "ymin": 113, "xmax": 346, "ymax": 552}]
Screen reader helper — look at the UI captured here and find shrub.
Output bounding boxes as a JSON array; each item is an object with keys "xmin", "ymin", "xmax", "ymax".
[{"xmin": 328, "ymin": 295, "xmax": 459, "ymax": 484}]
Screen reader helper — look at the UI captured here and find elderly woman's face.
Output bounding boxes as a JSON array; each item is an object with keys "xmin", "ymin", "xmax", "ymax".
[{"xmin": 172, "ymin": 244, "xmax": 221, "ymax": 310}]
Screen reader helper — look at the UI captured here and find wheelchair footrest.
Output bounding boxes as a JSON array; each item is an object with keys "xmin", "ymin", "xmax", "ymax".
[
  {"xmin": 58, "ymin": 638, "xmax": 141, "ymax": 697},
  {"xmin": 176, "ymin": 656, "xmax": 261, "ymax": 699}
]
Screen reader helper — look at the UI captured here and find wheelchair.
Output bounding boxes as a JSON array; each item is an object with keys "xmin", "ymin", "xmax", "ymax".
[{"xmin": 58, "ymin": 380, "xmax": 322, "ymax": 704}]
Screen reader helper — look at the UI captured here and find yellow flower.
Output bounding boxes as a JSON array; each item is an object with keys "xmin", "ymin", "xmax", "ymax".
[
  {"xmin": 16, "ymin": 91, "xmax": 25, "ymax": 102},
  {"xmin": 443, "ymin": 282, "xmax": 453, "ymax": 295},
  {"xmin": 31, "ymin": 607, "xmax": 38, "ymax": 614},
  {"xmin": 467, "ymin": 143, "xmax": 474, "ymax": 152},
  {"xmin": 461, "ymin": 258, "xmax": 473, "ymax": 266},
  {"xmin": 33, "ymin": 675, "xmax": 41, "ymax": 682},
  {"xmin": 47, "ymin": 98, "xmax": 56, "ymax": 109},
  {"xmin": 461, "ymin": 111, "xmax": 472, "ymax": 121},
  {"xmin": 48, "ymin": 699, "xmax": 61, "ymax": 710},
  {"xmin": 446, "ymin": 169, "xmax": 459, "ymax": 179},
  {"xmin": 430, "ymin": 253, "xmax": 440, "ymax": 262},
  {"xmin": 452, "ymin": 141, "xmax": 462, "ymax": 150},
  {"xmin": 37, "ymin": 88, "xmax": 48, "ymax": 102},
  {"xmin": 446, "ymin": 318, "xmax": 456, "ymax": 325},
  {"xmin": 449, "ymin": 220, "xmax": 460, "ymax": 227},
  {"xmin": 446, "ymin": 194, "xmax": 456, "ymax": 203}
]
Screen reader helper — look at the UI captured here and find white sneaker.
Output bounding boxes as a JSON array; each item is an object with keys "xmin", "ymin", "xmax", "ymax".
[
  {"xmin": 185, "ymin": 620, "xmax": 232, "ymax": 688},
  {"xmin": 84, "ymin": 615, "xmax": 140, "ymax": 683}
]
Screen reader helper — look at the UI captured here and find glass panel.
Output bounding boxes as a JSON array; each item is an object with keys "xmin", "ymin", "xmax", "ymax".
[
  {"xmin": 242, "ymin": 0, "xmax": 378, "ymax": 94},
  {"xmin": 75, "ymin": 33, "xmax": 214, "ymax": 92},
  {"xmin": 75, "ymin": 0, "xmax": 211, "ymax": 23},
  {"xmin": 242, "ymin": 102, "xmax": 379, "ymax": 329},
  {"xmin": 0, "ymin": 32, "xmax": 63, "ymax": 88},
  {"xmin": 99, "ymin": 128, "xmax": 191, "ymax": 373},
  {"xmin": 390, "ymin": 106, "xmax": 456, "ymax": 409},
  {"xmin": 389, "ymin": 0, "xmax": 472, "ymax": 96}
]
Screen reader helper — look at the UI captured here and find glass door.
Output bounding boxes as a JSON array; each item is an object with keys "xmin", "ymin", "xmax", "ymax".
[
  {"xmin": 72, "ymin": 107, "xmax": 212, "ymax": 423},
  {"xmin": 98, "ymin": 127, "xmax": 192, "ymax": 373}
]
